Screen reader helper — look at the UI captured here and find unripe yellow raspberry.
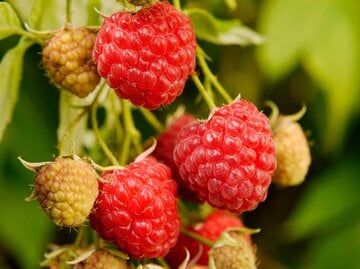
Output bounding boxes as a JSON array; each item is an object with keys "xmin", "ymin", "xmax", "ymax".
[
  {"xmin": 273, "ymin": 116, "xmax": 311, "ymax": 186},
  {"xmin": 21, "ymin": 156, "xmax": 100, "ymax": 227},
  {"xmin": 209, "ymin": 231, "xmax": 257, "ymax": 269},
  {"xmin": 42, "ymin": 27, "xmax": 100, "ymax": 98}
]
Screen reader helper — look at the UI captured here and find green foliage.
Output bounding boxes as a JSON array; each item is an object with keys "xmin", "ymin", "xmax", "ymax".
[
  {"xmin": 257, "ymin": 0, "xmax": 360, "ymax": 151},
  {"xmin": 283, "ymin": 158, "xmax": 360, "ymax": 241},
  {"xmin": 0, "ymin": 38, "xmax": 34, "ymax": 141},
  {"xmin": 187, "ymin": 8, "xmax": 264, "ymax": 46},
  {"xmin": 279, "ymin": 157, "xmax": 360, "ymax": 268},
  {"xmin": 0, "ymin": 2, "xmax": 23, "ymax": 40}
]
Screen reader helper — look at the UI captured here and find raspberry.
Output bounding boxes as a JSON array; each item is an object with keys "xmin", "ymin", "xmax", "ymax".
[
  {"xmin": 273, "ymin": 115, "xmax": 311, "ymax": 186},
  {"xmin": 166, "ymin": 210, "xmax": 247, "ymax": 267},
  {"xmin": 209, "ymin": 231, "xmax": 257, "ymax": 268},
  {"xmin": 173, "ymin": 99, "xmax": 277, "ymax": 213},
  {"xmin": 74, "ymin": 249, "xmax": 129, "ymax": 269},
  {"xmin": 89, "ymin": 157, "xmax": 181, "ymax": 260},
  {"xmin": 42, "ymin": 27, "xmax": 100, "ymax": 98},
  {"xmin": 28, "ymin": 156, "xmax": 99, "ymax": 227},
  {"xmin": 93, "ymin": 1, "xmax": 197, "ymax": 109},
  {"xmin": 153, "ymin": 113, "xmax": 199, "ymax": 201}
]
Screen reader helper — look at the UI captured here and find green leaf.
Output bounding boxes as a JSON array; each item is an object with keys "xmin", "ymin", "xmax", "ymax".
[
  {"xmin": 0, "ymin": 38, "xmax": 33, "ymax": 142},
  {"xmin": 28, "ymin": 0, "xmax": 64, "ymax": 30},
  {"xmin": 187, "ymin": 8, "xmax": 264, "ymax": 46},
  {"xmin": 256, "ymin": 0, "xmax": 319, "ymax": 79},
  {"xmin": 0, "ymin": 2, "xmax": 23, "ymax": 40},
  {"xmin": 86, "ymin": 0, "xmax": 101, "ymax": 26},
  {"xmin": 5, "ymin": 0, "xmax": 36, "ymax": 23},
  {"xmin": 282, "ymin": 158, "xmax": 360, "ymax": 242},
  {"xmin": 0, "ymin": 181, "xmax": 54, "ymax": 269},
  {"xmin": 257, "ymin": 0, "xmax": 360, "ymax": 151},
  {"xmin": 303, "ymin": 2, "xmax": 360, "ymax": 151},
  {"xmin": 301, "ymin": 224, "xmax": 360, "ymax": 269},
  {"xmin": 57, "ymin": 91, "xmax": 89, "ymax": 155}
]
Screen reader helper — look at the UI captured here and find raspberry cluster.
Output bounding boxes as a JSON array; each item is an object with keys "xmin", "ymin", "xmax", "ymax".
[{"xmin": 18, "ymin": 0, "xmax": 313, "ymax": 267}]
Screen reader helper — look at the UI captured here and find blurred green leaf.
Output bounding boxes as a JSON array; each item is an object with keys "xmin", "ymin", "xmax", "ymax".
[
  {"xmin": 86, "ymin": 0, "xmax": 101, "ymax": 26},
  {"xmin": 187, "ymin": 8, "xmax": 264, "ymax": 46},
  {"xmin": 0, "ymin": 181, "xmax": 54, "ymax": 269},
  {"xmin": 303, "ymin": 3, "xmax": 360, "ymax": 151},
  {"xmin": 0, "ymin": 2, "xmax": 23, "ymax": 40},
  {"xmin": 257, "ymin": 0, "xmax": 360, "ymax": 151},
  {"xmin": 283, "ymin": 158, "xmax": 360, "ymax": 242},
  {"xmin": 5, "ymin": 0, "xmax": 36, "ymax": 23},
  {"xmin": 300, "ymin": 224, "xmax": 360, "ymax": 269},
  {"xmin": 257, "ymin": 0, "xmax": 315, "ymax": 79},
  {"xmin": 0, "ymin": 38, "xmax": 33, "ymax": 142},
  {"xmin": 57, "ymin": 91, "xmax": 89, "ymax": 155},
  {"xmin": 28, "ymin": 0, "xmax": 64, "ymax": 30}
]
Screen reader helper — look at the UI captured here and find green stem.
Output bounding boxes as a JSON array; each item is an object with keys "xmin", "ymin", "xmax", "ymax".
[
  {"xmin": 180, "ymin": 228, "xmax": 215, "ymax": 247},
  {"xmin": 74, "ymin": 225, "xmax": 87, "ymax": 247},
  {"xmin": 16, "ymin": 30, "xmax": 43, "ymax": 44},
  {"xmin": 93, "ymin": 230, "xmax": 100, "ymax": 248},
  {"xmin": 139, "ymin": 107, "xmax": 164, "ymax": 133},
  {"xmin": 172, "ymin": 0, "xmax": 182, "ymax": 10},
  {"xmin": 119, "ymin": 134, "xmax": 131, "ymax": 166},
  {"xmin": 91, "ymin": 99, "xmax": 120, "ymax": 166},
  {"xmin": 58, "ymin": 108, "xmax": 88, "ymax": 156},
  {"xmin": 263, "ymin": 100, "xmax": 279, "ymax": 130},
  {"xmin": 196, "ymin": 47, "xmax": 233, "ymax": 104},
  {"xmin": 191, "ymin": 74, "xmax": 216, "ymax": 110},
  {"xmin": 156, "ymin": 258, "xmax": 170, "ymax": 268},
  {"xmin": 66, "ymin": 0, "xmax": 72, "ymax": 24},
  {"xmin": 122, "ymin": 100, "xmax": 142, "ymax": 154}
]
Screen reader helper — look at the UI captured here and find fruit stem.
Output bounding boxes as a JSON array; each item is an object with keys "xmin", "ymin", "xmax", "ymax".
[
  {"xmin": 92, "ymin": 230, "xmax": 100, "ymax": 248},
  {"xmin": 74, "ymin": 225, "xmax": 87, "ymax": 247},
  {"xmin": 66, "ymin": 0, "xmax": 72, "ymax": 24},
  {"xmin": 119, "ymin": 100, "xmax": 144, "ymax": 165},
  {"xmin": 119, "ymin": 134, "xmax": 131, "ymax": 166},
  {"xmin": 180, "ymin": 228, "xmax": 215, "ymax": 247},
  {"xmin": 156, "ymin": 258, "xmax": 170, "ymax": 268},
  {"xmin": 87, "ymin": 0, "xmax": 101, "ymax": 25},
  {"xmin": 263, "ymin": 100, "xmax": 279, "ymax": 130},
  {"xmin": 191, "ymin": 73, "xmax": 216, "ymax": 110},
  {"xmin": 58, "ymin": 108, "xmax": 88, "ymax": 156},
  {"xmin": 196, "ymin": 46, "xmax": 233, "ymax": 104},
  {"xmin": 172, "ymin": 0, "xmax": 182, "ymax": 10},
  {"xmin": 91, "ymin": 96, "xmax": 121, "ymax": 166},
  {"xmin": 138, "ymin": 107, "xmax": 164, "ymax": 133}
]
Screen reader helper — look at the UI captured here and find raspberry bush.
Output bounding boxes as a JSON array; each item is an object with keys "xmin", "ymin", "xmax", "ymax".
[{"xmin": 8, "ymin": 0, "xmax": 360, "ymax": 268}]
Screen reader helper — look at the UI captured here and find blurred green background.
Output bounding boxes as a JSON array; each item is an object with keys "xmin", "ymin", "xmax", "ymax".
[{"xmin": 1, "ymin": 0, "xmax": 360, "ymax": 268}]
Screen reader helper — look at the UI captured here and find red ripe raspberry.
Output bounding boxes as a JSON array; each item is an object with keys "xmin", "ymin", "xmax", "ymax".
[
  {"xmin": 89, "ymin": 157, "xmax": 180, "ymax": 260},
  {"xmin": 153, "ymin": 114, "xmax": 199, "ymax": 201},
  {"xmin": 93, "ymin": 2, "xmax": 197, "ymax": 109},
  {"xmin": 166, "ymin": 210, "xmax": 247, "ymax": 267},
  {"xmin": 173, "ymin": 99, "xmax": 277, "ymax": 213}
]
